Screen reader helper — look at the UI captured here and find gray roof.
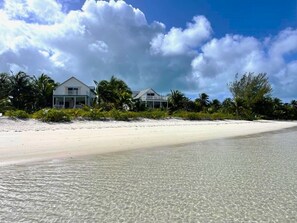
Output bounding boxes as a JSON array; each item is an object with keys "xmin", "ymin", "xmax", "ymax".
[
  {"xmin": 133, "ymin": 88, "xmax": 159, "ymax": 99},
  {"xmin": 56, "ymin": 76, "xmax": 94, "ymax": 90},
  {"xmin": 132, "ymin": 91, "xmax": 140, "ymax": 97}
]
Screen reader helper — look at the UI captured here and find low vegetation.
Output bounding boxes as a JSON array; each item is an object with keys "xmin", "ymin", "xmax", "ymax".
[
  {"xmin": 172, "ymin": 111, "xmax": 237, "ymax": 121},
  {"xmin": 33, "ymin": 109, "xmax": 71, "ymax": 122},
  {"xmin": 5, "ymin": 110, "xmax": 30, "ymax": 119},
  {"xmin": 2, "ymin": 107, "xmax": 238, "ymax": 122}
]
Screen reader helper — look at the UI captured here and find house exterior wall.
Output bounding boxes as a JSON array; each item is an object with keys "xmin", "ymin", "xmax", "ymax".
[
  {"xmin": 53, "ymin": 78, "xmax": 92, "ymax": 97},
  {"xmin": 134, "ymin": 88, "xmax": 168, "ymax": 109},
  {"xmin": 53, "ymin": 77, "xmax": 95, "ymax": 108},
  {"xmin": 139, "ymin": 89, "xmax": 159, "ymax": 101}
]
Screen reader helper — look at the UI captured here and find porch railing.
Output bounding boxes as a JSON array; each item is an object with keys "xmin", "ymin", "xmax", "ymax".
[{"xmin": 141, "ymin": 96, "xmax": 168, "ymax": 101}]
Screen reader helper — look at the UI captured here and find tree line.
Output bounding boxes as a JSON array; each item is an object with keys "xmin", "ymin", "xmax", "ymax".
[{"xmin": 0, "ymin": 71, "xmax": 296, "ymax": 120}]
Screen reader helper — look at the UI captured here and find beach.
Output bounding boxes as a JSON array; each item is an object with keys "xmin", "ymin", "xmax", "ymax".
[
  {"xmin": 2, "ymin": 118, "xmax": 297, "ymax": 221},
  {"xmin": 1, "ymin": 117, "xmax": 297, "ymax": 165}
]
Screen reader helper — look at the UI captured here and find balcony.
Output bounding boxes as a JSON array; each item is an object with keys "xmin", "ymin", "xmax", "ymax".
[{"xmin": 141, "ymin": 95, "xmax": 168, "ymax": 101}]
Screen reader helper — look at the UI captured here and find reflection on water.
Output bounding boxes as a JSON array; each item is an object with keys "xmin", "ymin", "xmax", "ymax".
[{"xmin": 1, "ymin": 128, "xmax": 297, "ymax": 222}]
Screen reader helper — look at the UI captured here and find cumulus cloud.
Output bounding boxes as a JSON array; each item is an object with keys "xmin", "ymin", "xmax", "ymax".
[
  {"xmin": 3, "ymin": 0, "xmax": 65, "ymax": 24},
  {"xmin": 150, "ymin": 16, "xmax": 212, "ymax": 56},
  {"xmin": 0, "ymin": 0, "xmax": 296, "ymax": 100},
  {"xmin": 0, "ymin": 0, "xmax": 194, "ymax": 91},
  {"xmin": 191, "ymin": 30, "xmax": 297, "ymax": 100}
]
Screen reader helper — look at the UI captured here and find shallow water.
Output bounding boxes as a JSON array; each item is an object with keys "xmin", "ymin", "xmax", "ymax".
[{"xmin": 1, "ymin": 128, "xmax": 297, "ymax": 222}]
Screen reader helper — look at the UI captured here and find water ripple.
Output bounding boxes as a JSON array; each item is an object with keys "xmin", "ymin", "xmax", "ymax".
[{"xmin": 1, "ymin": 129, "xmax": 297, "ymax": 222}]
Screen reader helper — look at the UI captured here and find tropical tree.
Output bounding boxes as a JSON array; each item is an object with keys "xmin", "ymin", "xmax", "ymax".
[
  {"xmin": 9, "ymin": 71, "xmax": 35, "ymax": 111},
  {"xmin": 208, "ymin": 99, "xmax": 221, "ymax": 113},
  {"xmin": 0, "ymin": 72, "xmax": 13, "ymax": 112},
  {"xmin": 291, "ymin": 100, "xmax": 297, "ymax": 109},
  {"xmin": 221, "ymin": 98, "xmax": 236, "ymax": 114},
  {"xmin": 229, "ymin": 72, "xmax": 272, "ymax": 118},
  {"xmin": 195, "ymin": 93, "xmax": 210, "ymax": 112},
  {"xmin": 168, "ymin": 90, "xmax": 188, "ymax": 111},
  {"xmin": 0, "ymin": 72, "xmax": 11, "ymax": 100},
  {"xmin": 94, "ymin": 76, "xmax": 132, "ymax": 110},
  {"xmin": 271, "ymin": 97, "xmax": 284, "ymax": 119},
  {"xmin": 290, "ymin": 100, "xmax": 297, "ymax": 120},
  {"xmin": 32, "ymin": 74, "xmax": 57, "ymax": 110},
  {"xmin": 290, "ymin": 100, "xmax": 297, "ymax": 119},
  {"xmin": 252, "ymin": 96, "xmax": 274, "ymax": 119}
]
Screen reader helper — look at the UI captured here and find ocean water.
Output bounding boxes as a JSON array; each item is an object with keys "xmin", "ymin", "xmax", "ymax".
[{"xmin": 0, "ymin": 128, "xmax": 297, "ymax": 222}]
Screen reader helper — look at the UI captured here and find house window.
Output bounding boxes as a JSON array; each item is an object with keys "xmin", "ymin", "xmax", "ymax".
[
  {"xmin": 68, "ymin": 87, "xmax": 79, "ymax": 95},
  {"xmin": 147, "ymin": 93, "xmax": 155, "ymax": 96}
]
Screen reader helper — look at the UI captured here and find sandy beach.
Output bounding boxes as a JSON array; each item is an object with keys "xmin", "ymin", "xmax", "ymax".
[{"xmin": 0, "ymin": 117, "xmax": 297, "ymax": 165}]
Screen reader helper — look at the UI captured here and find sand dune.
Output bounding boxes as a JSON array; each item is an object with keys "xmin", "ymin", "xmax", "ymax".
[{"xmin": 1, "ymin": 117, "xmax": 297, "ymax": 165}]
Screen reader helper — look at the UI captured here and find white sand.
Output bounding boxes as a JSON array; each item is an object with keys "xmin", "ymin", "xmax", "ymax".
[{"xmin": 1, "ymin": 117, "xmax": 297, "ymax": 165}]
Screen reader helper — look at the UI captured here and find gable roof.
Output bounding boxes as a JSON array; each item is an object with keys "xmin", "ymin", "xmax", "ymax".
[
  {"xmin": 56, "ymin": 76, "xmax": 93, "ymax": 89},
  {"xmin": 132, "ymin": 91, "xmax": 140, "ymax": 97},
  {"xmin": 133, "ymin": 88, "xmax": 160, "ymax": 99}
]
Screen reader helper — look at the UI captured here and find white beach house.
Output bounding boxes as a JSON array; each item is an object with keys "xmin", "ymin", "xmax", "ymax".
[
  {"xmin": 133, "ymin": 88, "xmax": 168, "ymax": 109},
  {"xmin": 53, "ymin": 77, "xmax": 95, "ymax": 108}
]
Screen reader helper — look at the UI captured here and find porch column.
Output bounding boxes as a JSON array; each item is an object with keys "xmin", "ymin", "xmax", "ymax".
[
  {"xmin": 74, "ymin": 97, "xmax": 76, "ymax": 108},
  {"xmin": 85, "ymin": 96, "xmax": 87, "ymax": 106},
  {"xmin": 153, "ymin": 100, "xmax": 155, "ymax": 109},
  {"xmin": 52, "ymin": 96, "xmax": 54, "ymax": 108},
  {"xmin": 63, "ymin": 97, "xmax": 65, "ymax": 108}
]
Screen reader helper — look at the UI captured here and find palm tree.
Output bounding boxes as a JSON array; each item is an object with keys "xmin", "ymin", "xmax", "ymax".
[
  {"xmin": 9, "ymin": 71, "xmax": 35, "ymax": 111},
  {"xmin": 195, "ymin": 93, "xmax": 210, "ymax": 111},
  {"xmin": 94, "ymin": 76, "xmax": 132, "ymax": 110},
  {"xmin": 32, "ymin": 74, "xmax": 57, "ymax": 109},
  {"xmin": 271, "ymin": 97, "xmax": 284, "ymax": 119},
  {"xmin": 0, "ymin": 72, "xmax": 13, "ymax": 112},
  {"xmin": 209, "ymin": 99, "xmax": 221, "ymax": 113},
  {"xmin": 0, "ymin": 72, "xmax": 11, "ymax": 100},
  {"xmin": 291, "ymin": 100, "xmax": 297, "ymax": 108},
  {"xmin": 221, "ymin": 98, "xmax": 236, "ymax": 114},
  {"xmin": 168, "ymin": 90, "xmax": 188, "ymax": 111},
  {"xmin": 291, "ymin": 100, "xmax": 297, "ymax": 119}
]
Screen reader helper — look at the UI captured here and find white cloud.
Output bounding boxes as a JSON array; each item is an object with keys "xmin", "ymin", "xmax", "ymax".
[
  {"xmin": 191, "ymin": 31, "xmax": 297, "ymax": 99},
  {"xmin": 150, "ymin": 16, "xmax": 212, "ymax": 56},
  {"xmin": 88, "ymin": 41, "xmax": 109, "ymax": 53},
  {"xmin": 3, "ymin": 0, "xmax": 65, "ymax": 24},
  {"xmin": 269, "ymin": 28, "xmax": 297, "ymax": 57},
  {"xmin": 0, "ymin": 0, "xmax": 296, "ymax": 100}
]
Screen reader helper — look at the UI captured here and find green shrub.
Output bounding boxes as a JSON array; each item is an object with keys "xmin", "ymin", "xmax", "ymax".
[
  {"xmin": 173, "ymin": 111, "xmax": 203, "ymax": 120},
  {"xmin": 5, "ymin": 110, "xmax": 30, "ymax": 119},
  {"xmin": 86, "ymin": 109, "xmax": 106, "ymax": 120},
  {"xmin": 63, "ymin": 109, "xmax": 91, "ymax": 119},
  {"xmin": 184, "ymin": 112, "xmax": 203, "ymax": 120},
  {"xmin": 211, "ymin": 112, "xmax": 237, "ymax": 120},
  {"xmin": 33, "ymin": 109, "xmax": 71, "ymax": 122},
  {"xmin": 107, "ymin": 110, "xmax": 138, "ymax": 121},
  {"xmin": 0, "ymin": 98, "xmax": 13, "ymax": 113},
  {"xmin": 173, "ymin": 111, "xmax": 237, "ymax": 121},
  {"xmin": 139, "ymin": 110, "xmax": 168, "ymax": 119}
]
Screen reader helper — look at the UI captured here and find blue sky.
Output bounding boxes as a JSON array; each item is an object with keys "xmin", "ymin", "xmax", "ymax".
[
  {"xmin": 0, "ymin": 0, "xmax": 296, "ymax": 101},
  {"xmin": 67, "ymin": 0, "xmax": 297, "ymax": 38}
]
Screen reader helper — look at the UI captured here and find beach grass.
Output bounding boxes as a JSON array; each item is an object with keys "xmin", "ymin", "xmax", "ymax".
[{"xmin": 5, "ymin": 108, "xmax": 239, "ymax": 122}]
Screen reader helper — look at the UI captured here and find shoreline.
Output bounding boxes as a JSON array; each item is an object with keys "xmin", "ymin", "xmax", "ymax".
[{"xmin": 1, "ymin": 118, "xmax": 297, "ymax": 166}]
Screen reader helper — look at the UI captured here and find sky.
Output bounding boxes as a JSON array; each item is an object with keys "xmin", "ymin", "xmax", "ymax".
[{"xmin": 0, "ymin": 0, "xmax": 296, "ymax": 101}]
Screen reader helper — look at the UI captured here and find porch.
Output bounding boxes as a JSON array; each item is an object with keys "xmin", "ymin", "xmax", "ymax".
[
  {"xmin": 140, "ymin": 96, "xmax": 168, "ymax": 109},
  {"xmin": 53, "ymin": 95, "xmax": 91, "ymax": 108}
]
